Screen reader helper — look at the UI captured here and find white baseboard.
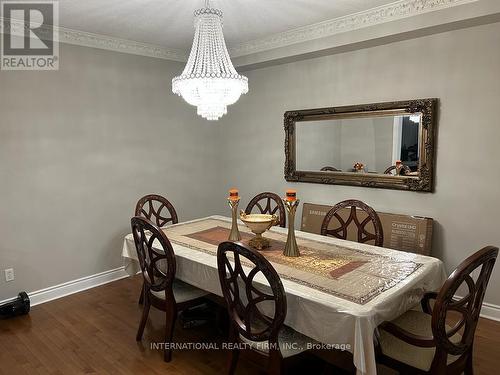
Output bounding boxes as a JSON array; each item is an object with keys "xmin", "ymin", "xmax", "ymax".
[
  {"xmin": 478, "ymin": 301, "xmax": 500, "ymax": 322},
  {"xmin": 454, "ymin": 295, "xmax": 500, "ymax": 322},
  {"xmin": 0, "ymin": 267, "xmax": 129, "ymax": 307}
]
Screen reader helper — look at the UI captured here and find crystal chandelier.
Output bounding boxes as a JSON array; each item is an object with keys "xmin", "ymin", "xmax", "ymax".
[{"xmin": 172, "ymin": 1, "xmax": 248, "ymax": 121}]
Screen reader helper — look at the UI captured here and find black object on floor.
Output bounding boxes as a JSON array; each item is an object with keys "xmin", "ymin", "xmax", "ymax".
[
  {"xmin": 0, "ymin": 292, "xmax": 30, "ymax": 319},
  {"xmin": 179, "ymin": 303, "xmax": 215, "ymax": 329}
]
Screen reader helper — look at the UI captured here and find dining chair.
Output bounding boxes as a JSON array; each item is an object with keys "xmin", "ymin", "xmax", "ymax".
[
  {"xmin": 217, "ymin": 241, "xmax": 314, "ymax": 375},
  {"xmin": 135, "ymin": 194, "xmax": 179, "ymax": 227},
  {"xmin": 135, "ymin": 194, "xmax": 178, "ymax": 304},
  {"xmin": 384, "ymin": 164, "xmax": 412, "ymax": 175},
  {"xmin": 377, "ymin": 246, "xmax": 498, "ymax": 374},
  {"xmin": 245, "ymin": 192, "xmax": 286, "ymax": 228},
  {"xmin": 320, "ymin": 199, "xmax": 384, "ymax": 247},
  {"xmin": 131, "ymin": 216, "xmax": 209, "ymax": 362},
  {"xmin": 320, "ymin": 166, "xmax": 341, "ymax": 172}
]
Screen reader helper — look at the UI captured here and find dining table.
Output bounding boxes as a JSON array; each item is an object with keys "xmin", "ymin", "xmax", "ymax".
[{"xmin": 121, "ymin": 215, "xmax": 446, "ymax": 375}]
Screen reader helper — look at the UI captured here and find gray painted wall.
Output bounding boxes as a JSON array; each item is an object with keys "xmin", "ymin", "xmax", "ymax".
[
  {"xmin": 216, "ymin": 22, "xmax": 500, "ymax": 306},
  {"xmin": 296, "ymin": 120, "xmax": 340, "ymax": 171},
  {"xmin": 1, "ymin": 21, "xmax": 499, "ymax": 308},
  {"xmin": 0, "ymin": 44, "xmax": 222, "ymax": 300},
  {"xmin": 296, "ymin": 117, "xmax": 394, "ymax": 173}
]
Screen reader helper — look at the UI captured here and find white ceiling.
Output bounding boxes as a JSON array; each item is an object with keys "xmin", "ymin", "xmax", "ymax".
[{"xmin": 57, "ymin": 0, "xmax": 395, "ymax": 50}]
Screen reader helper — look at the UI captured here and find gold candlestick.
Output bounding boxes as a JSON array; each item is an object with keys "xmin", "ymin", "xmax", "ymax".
[
  {"xmin": 283, "ymin": 199, "xmax": 300, "ymax": 257},
  {"xmin": 228, "ymin": 198, "xmax": 242, "ymax": 241}
]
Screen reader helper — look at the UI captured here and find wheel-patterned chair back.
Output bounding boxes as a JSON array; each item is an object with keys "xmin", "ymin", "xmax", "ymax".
[
  {"xmin": 320, "ymin": 166, "xmax": 341, "ymax": 172},
  {"xmin": 384, "ymin": 165, "xmax": 412, "ymax": 175},
  {"xmin": 217, "ymin": 241, "xmax": 287, "ymax": 345},
  {"xmin": 432, "ymin": 246, "xmax": 498, "ymax": 360},
  {"xmin": 245, "ymin": 192, "xmax": 286, "ymax": 228},
  {"xmin": 131, "ymin": 216, "xmax": 176, "ymax": 298},
  {"xmin": 135, "ymin": 194, "xmax": 178, "ymax": 227},
  {"xmin": 320, "ymin": 199, "xmax": 384, "ymax": 246}
]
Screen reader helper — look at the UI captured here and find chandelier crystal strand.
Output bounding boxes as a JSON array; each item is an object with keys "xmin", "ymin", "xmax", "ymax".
[{"xmin": 172, "ymin": 2, "xmax": 248, "ymax": 121}]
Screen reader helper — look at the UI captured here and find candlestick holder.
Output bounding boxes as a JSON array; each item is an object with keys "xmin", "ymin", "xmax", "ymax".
[
  {"xmin": 283, "ymin": 199, "xmax": 300, "ymax": 257},
  {"xmin": 227, "ymin": 198, "xmax": 242, "ymax": 241}
]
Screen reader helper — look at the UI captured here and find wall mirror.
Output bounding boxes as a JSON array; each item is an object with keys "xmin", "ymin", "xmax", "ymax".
[{"xmin": 284, "ymin": 99, "xmax": 437, "ymax": 192}]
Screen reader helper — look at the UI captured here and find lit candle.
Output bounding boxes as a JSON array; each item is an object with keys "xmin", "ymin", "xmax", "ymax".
[
  {"xmin": 285, "ymin": 189, "xmax": 297, "ymax": 202},
  {"xmin": 228, "ymin": 188, "xmax": 239, "ymax": 201}
]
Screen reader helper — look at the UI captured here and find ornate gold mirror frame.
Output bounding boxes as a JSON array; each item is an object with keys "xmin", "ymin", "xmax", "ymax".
[{"xmin": 284, "ymin": 98, "xmax": 438, "ymax": 192}]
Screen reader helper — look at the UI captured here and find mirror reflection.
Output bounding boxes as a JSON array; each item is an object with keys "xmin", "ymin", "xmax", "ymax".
[{"xmin": 296, "ymin": 113, "xmax": 421, "ymax": 176}]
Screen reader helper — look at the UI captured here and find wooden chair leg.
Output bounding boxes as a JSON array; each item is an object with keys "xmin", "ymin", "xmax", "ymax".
[
  {"xmin": 227, "ymin": 347, "xmax": 240, "ymax": 375},
  {"xmin": 226, "ymin": 324, "xmax": 240, "ymax": 375},
  {"xmin": 163, "ymin": 306, "xmax": 177, "ymax": 363},
  {"xmin": 465, "ymin": 348, "xmax": 474, "ymax": 375},
  {"xmin": 138, "ymin": 283, "xmax": 144, "ymax": 305},
  {"xmin": 215, "ymin": 305, "xmax": 229, "ymax": 336},
  {"xmin": 136, "ymin": 295, "xmax": 150, "ymax": 341},
  {"xmin": 268, "ymin": 351, "xmax": 284, "ymax": 375}
]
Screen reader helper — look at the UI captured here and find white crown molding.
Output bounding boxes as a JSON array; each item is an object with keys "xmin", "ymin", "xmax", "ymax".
[
  {"xmin": 229, "ymin": 0, "xmax": 479, "ymax": 57},
  {"xmin": 0, "ymin": 17, "xmax": 187, "ymax": 62},
  {"xmin": 0, "ymin": 0, "xmax": 482, "ymax": 62},
  {"xmin": 58, "ymin": 27, "xmax": 187, "ymax": 62}
]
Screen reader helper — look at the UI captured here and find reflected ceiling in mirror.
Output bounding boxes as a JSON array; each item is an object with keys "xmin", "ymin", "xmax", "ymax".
[{"xmin": 284, "ymin": 99, "xmax": 437, "ymax": 192}]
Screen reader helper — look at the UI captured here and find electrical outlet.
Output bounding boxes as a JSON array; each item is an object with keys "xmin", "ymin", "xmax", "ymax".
[{"xmin": 4, "ymin": 268, "xmax": 14, "ymax": 282}]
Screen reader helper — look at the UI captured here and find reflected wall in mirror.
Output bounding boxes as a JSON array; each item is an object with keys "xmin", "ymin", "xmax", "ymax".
[
  {"xmin": 296, "ymin": 114, "xmax": 421, "ymax": 175},
  {"xmin": 285, "ymin": 99, "xmax": 437, "ymax": 192}
]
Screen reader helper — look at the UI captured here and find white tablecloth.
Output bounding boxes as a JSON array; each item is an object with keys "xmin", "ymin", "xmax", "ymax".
[{"xmin": 122, "ymin": 215, "xmax": 446, "ymax": 375}]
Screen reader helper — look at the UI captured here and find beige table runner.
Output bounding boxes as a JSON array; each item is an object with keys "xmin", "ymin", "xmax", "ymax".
[{"xmin": 163, "ymin": 218, "xmax": 422, "ymax": 305}]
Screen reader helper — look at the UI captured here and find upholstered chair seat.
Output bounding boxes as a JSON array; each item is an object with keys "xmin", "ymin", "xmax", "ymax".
[
  {"xmin": 239, "ymin": 324, "xmax": 315, "ymax": 358},
  {"xmin": 379, "ymin": 310, "xmax": 461, "ymax": 371},
  {"xmin": 150, "ymin": 279, "xmax": 208, "ymax": 303}
]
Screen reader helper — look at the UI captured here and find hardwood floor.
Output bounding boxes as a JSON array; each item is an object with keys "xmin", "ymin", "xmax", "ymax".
[{"xmin": 0, "ymin": 276, "xmax": 499, "ymax": 374}]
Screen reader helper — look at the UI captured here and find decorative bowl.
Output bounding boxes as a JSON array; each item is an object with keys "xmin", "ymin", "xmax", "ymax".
[{"xmin": 239, "ymin": 211, "xmax": 278, "ymax": 250}]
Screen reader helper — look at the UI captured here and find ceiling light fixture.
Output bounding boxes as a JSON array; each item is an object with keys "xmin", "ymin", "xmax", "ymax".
[{"xmin": 172, "ymin": 0, "xmax": 248, "ymax": 121}]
